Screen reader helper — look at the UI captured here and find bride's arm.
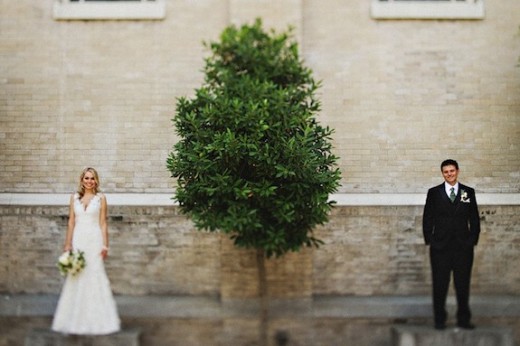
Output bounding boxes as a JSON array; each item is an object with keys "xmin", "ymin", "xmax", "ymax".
[
  {"xmin": 99, "ymin": 194, "xmax": 109, "ymax": 260},
  {"xmin": 63, "ymin": 194, "xmax": 75, "ymax": 252}
]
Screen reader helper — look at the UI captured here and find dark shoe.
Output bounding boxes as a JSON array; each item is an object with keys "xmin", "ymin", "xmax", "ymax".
[
  {"xmin": 457, "ymin": 322, "xmax": 475, "ymax": 330},
  {"xmin": 434, "ymin": 323, "xmax": 446, "ymax": 330}
]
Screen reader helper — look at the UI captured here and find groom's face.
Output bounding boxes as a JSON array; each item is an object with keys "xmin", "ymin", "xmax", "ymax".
[{"xmin": 442, "ymin": 164, "xmax": 459, "ymax": 186}]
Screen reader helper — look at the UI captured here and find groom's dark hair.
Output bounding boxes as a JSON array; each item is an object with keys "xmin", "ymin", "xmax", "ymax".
[{"xmin": 441, "ymin": 159, "xmax": 459, "ymax": 171}]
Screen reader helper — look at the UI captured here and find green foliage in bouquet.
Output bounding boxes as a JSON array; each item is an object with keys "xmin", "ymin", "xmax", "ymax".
[
  {"xmin": 167, "ymin": 19, "xmax": 341, "ymax": 258},
  {"xmin": 57, "ymin": 250, "xmax": 86, "ymax": 276}
]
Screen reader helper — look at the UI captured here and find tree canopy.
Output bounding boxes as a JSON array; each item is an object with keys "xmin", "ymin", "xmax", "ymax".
[{"xmin": 167, "ymin": 19, "xmax": 341, "ymax": 258}]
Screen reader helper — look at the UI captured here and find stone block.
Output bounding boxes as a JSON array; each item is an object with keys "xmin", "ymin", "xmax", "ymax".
[
  {"xmin": 391, "ymin": 325, "xmax": 514, "ymax": 346},
  {"xmin": 24, "ymin": 328, "xmax": 141, "ymax": 346}
]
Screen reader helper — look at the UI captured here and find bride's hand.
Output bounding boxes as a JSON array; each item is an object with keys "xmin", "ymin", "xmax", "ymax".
[{"xmin": 101, "ymin": 246, "xmax": 109, "ymax": 260}]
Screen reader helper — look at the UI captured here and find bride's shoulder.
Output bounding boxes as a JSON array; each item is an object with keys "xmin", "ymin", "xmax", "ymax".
[
  {"xmin": 97, "ymin": 193, "xmax": 108, "ymax": 208},
  {"xmin": 68, "ymin": 193, "xmax": 79, "ymax": 206}
]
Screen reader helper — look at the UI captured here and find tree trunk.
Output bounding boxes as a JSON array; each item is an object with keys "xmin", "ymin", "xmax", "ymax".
[{"xmin": 256, "ymin": 248, "xmax": 268, "ymax": 346}]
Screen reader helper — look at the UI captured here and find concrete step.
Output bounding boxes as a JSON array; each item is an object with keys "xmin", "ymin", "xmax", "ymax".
[
  {"xmin": 2, "ymin": 294, "xmax": 519, "ymax": 319},
  {"xmin": 24, "ymin": 328, "xmax": 140, "ymax": 346},
  {"xmin": 392, "ymin": 325, "xmax": 514, "ymax": 346}
]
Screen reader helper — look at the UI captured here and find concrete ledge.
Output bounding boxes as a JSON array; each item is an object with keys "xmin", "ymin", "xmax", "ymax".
[
  {"xmin": 25, "ymin": 328, "xmax": 141, "ymax": 346},
  {"xmin": 391, "ymin": 325, "xmax": 514, "ymax": 346},
  {"xmin": 2, "ymin": 294, "xmax": 519, "ymax": 319},
  {"xmin": 1, "ymin": 193, "xmax": 519, "ymax": 206}
]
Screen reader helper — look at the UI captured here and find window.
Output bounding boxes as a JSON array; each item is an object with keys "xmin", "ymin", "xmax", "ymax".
[
  {"xmin": 53, "ymin": 0, "xmax": 166, "ymax": 20},
  {"xmin": 370, "ymin": 0, "xmax": 485, "ymax": 20}
]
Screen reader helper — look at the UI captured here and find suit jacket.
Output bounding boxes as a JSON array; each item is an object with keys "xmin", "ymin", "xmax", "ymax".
[{"xmin": 423, "ymin": 183, "xmax": 480, "ymax": 249}]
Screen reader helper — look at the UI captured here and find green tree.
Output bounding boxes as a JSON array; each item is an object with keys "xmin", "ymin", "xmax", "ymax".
[{"xmin": 167, "ymin": 18, "xmax": 341, "ymax": 345}]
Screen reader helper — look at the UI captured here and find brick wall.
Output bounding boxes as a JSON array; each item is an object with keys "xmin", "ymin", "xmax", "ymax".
[
  {"xmin": 0, "ymin": 0, "xmax": 518, "ymax": 194},
  {"xmin": 1, "ymin": 3, "xmax": 518, "ymax": 343},
  {"xmin": 1, "ymin": 204, "xmax": 518, "ymax": 298}
]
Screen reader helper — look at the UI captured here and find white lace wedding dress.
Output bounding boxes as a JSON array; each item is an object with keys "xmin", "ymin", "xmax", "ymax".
[{"xmin": 52, "ymin": 193, "xmax": 120, "ymax": 335}]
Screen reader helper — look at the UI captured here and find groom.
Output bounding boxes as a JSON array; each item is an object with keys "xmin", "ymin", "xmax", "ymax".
[{"xmin": 422, "ymin": 159, "xmax": 480, "ymax": 330}]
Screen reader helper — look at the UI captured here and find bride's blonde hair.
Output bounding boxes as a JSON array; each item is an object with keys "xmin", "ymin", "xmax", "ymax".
[{"xmin": 77, "ymin": 167, "xmax": 101, "ymax": 198}]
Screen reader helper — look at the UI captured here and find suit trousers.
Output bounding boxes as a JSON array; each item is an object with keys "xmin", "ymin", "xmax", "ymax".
[{"xmin": 429, "ymin": 241, "xmax": 474, "ymax": 325}]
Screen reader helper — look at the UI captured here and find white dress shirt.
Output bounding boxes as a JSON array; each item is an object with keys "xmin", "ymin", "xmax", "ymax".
[{"xmin": 445, "ymin": 182, "xmax": 459, "ymax": 198}]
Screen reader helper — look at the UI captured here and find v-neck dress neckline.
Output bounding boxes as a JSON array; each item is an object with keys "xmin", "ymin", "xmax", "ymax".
[{"xmin": 79, "ymin": 194, "xmax": 98, "ymax": 211}]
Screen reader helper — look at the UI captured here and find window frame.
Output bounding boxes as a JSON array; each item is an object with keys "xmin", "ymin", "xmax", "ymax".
[
  {"xmin": 370, "ymin": 0, "xmax": 485, "ymax": 20},
  {"xmin": 53, "ymin": 0, "xmax": 166, "ymax": 21}
]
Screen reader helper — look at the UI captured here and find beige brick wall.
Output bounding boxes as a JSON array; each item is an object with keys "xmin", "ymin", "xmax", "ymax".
[
  {"xmin": 1, "ymin": 0, "xmax": 518, "ymax": 194},
  {"xmin": 1, "ymin": 5, "xmax": 518, "ymax": 343},
  {"xmin": 303, "ymin": 0, "xmax": 520, "ymax": 193},
  {"xmin": 1, "ymin": 204, "xmax": 518, "ymax": 297}
]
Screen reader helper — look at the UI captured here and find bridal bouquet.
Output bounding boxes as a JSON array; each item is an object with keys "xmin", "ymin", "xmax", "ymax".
[{"xmin": 57, "ymin": 250, "xmax": 86, "ymax": 276}]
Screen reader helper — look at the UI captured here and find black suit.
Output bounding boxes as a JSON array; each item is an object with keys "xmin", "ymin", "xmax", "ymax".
[{"xmin": 423, "ymin": 183, "xmax": 480, "ymax": 326}]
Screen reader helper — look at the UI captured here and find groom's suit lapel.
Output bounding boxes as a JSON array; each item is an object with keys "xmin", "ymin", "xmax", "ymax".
[
  {"xmin": 453, "ymin": 184, "xmax": 468, "ymax": 212},
  {"xmin": 437, "ymin": 184, "xmax": 451, "ymax": 205}
]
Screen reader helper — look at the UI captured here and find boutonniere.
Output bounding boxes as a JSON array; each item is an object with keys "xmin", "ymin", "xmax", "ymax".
[{"xmin": 460, "ymin": 190, "xmax": 470, "ymax": 203}]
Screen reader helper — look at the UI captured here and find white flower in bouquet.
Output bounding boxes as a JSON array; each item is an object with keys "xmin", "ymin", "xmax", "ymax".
[
  {"xmin": 57, "ymin": 250, "xmax": 86, "ymax": 276},
  {"xmin": 58, "ymin": 252, "xmax": 71, "ymax": 266}
]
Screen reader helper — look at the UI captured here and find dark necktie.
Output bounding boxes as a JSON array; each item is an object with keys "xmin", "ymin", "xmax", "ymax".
[{"xmin": 449, "ymin": 187, "xmax": 456, "ymax": 202}]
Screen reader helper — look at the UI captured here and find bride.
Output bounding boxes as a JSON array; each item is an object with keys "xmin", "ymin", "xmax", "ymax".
[{"xmin": 52, "ymin": 167, "xmax": 120, "ymax": 335}]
